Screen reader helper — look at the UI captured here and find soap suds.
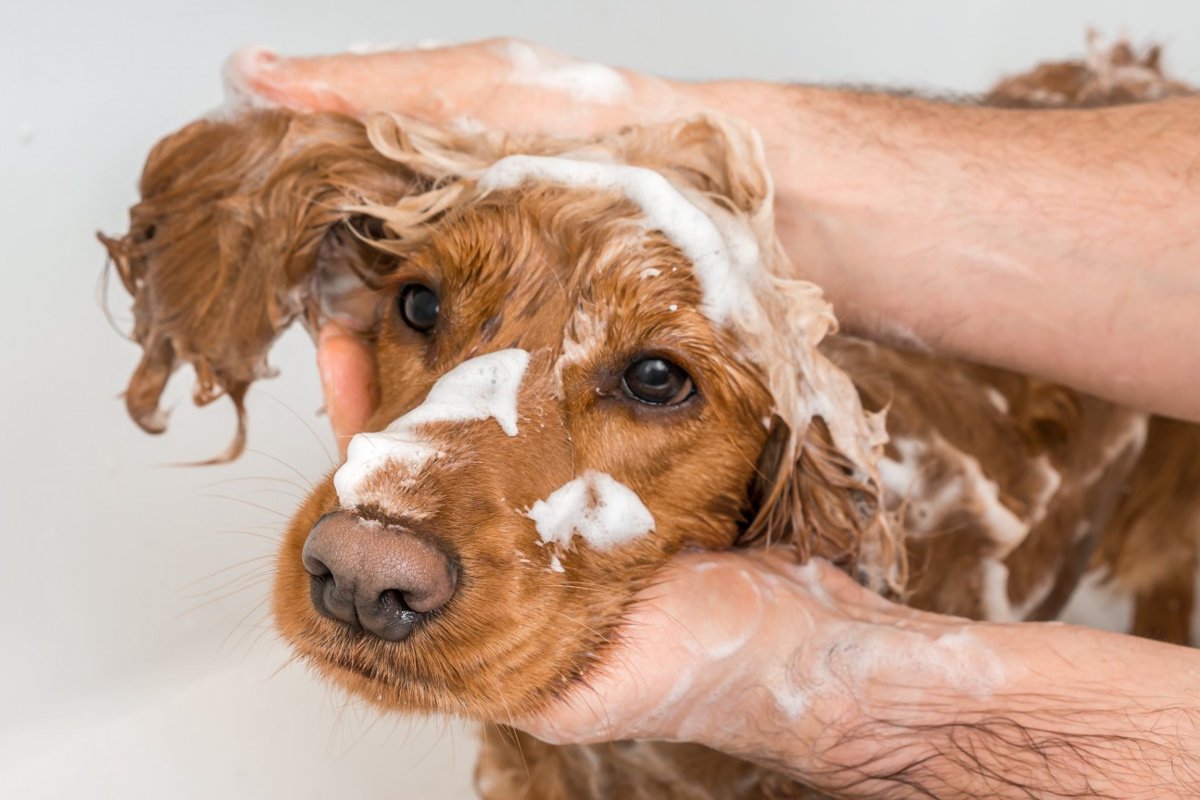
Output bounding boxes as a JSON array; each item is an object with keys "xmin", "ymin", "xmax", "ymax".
[
  {"xmin": 527, "ymin": 471, "xmax": 655, "ymax": 551},
  {"xmin": 878, "ymin": 434, "xmax": 1030, "ymax": 557},
  {"xmin": 503, "ymin": 40, "xmax": 631, "ymax": 104},
  {"xmin": 220, "ymin": 45, "xmax": 281, "ymax": 113},
  {"xmin": 983, "ymin": 386, "xmax": 1009, "ymax": 414},
  {"xmin": 552, "ymin": 307, "xmax": 606, "ymax": 396},
  {"xmin": 978, "ymin": 558, "xmax": 1014, "ymax": 621},
  {"xmin": 478, "ymin": 155, "xmax": 760, "ymax": 327},
  {"xmin": 335, "ymin": 349, "xmax": 530, "ymax": 508},
  {"xmin": 774, "ymin": 624, "xmax": 1008, "ymax": 720},
  {"xmin": 346, "ymin": 41, "xmax": 403, "ymax": 54}
]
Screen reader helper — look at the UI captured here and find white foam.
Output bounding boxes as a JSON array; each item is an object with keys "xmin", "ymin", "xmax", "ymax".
[
  {"xmin": 983, "ymin": 386, "xmax": 1009, "ymax": 414},
  {"xmin": 334, "ymin": 349, "xmax": 530, "ymax": 508},
  {"xmin": 526, "ymin": 471, "xmax": 655, "ymax": 551},
  {"xmin": 219, "ymin": 45, "xmax": 279, "ymax": 114},
  {"xmin": 504, "ymin": 40, "xmax": 630, "ymax": 104},
  {"xmin": 552, "ymin": 308, "xmax": 605, "ymax": 396},
  {"xmin": 346, "ymin": 41, "xmax": 402, "ymax": 54},
  {"xmin": 477, "ymin": 156, "xmax": 759, "ymax": 327},
  {"xmin": 776, "ymin": 623, "xmax": 1007, "ymax": 719},
  {"xmin": 878, "ymin": 434, "xmax": 1029, "ymax": 556},
  {"xmin": 978, "ymin": 558, "xmax": 1014, "ymax": 621}
]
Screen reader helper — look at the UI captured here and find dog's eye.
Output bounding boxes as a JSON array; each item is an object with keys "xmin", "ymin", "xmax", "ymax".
[
  {"xmin": 398, "ymin": 284, "xmax": 440, "ymax": 332},
  {"xmin": 622, "ymin": 358, "xmax": 695, "ymax": 406}
]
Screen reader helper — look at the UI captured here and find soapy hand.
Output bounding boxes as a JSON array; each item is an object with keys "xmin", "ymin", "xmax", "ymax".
[{"xmin": 228, "ymin": 38, "xmax": 694, "ymax": 138}]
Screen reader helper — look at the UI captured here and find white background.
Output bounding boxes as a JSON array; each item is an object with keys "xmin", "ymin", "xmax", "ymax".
[{"xmin": 2, "ymin": 2, "xmax": 1195, "ymax": 797}]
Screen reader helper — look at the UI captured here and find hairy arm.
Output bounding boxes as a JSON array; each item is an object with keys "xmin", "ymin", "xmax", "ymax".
[
  {"xmin": 706, "ymin": 83, "xmax": 1200, "ymax": 422},
  {"xmin": 518, "ymin": 552, "xmax": 1200, "ymax": 799},
  {"xmin": 730, "ymin": 595, "xmax": 1200, "ymax": 799},
  {"xmin": 242, "ymin": 40, "xmax": 1200, "ymax": 420}
]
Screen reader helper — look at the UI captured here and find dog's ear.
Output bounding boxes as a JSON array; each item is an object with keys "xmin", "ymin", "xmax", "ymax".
[
  {"xmin": 743, "ymin": 413, "xmax": 903, "ymax": 593},
  {"xmin": 98, "ymin": 110, "xmax": 499, "ymax": 461},
  {"xmin": 739, "ymin": 277, "xmax": 905, "ymax": 596}
]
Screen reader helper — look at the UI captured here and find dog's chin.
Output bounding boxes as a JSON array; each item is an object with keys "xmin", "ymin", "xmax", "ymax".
[{"xmin": 284, "ymin": 611, "xmax": 591, "ymax": 722}]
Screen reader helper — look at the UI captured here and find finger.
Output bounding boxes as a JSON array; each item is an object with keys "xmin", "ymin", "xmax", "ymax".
[
  {"xmin": 228, "ymin": 44, "xmax": 461, "ymax": 117},
  {"xmin": 317, "ymin": 323, "xmax": 378, "ymax": 459},
  {"xmin": 226, "ymin": 45, "xmax": 362, "ymax": 115}
]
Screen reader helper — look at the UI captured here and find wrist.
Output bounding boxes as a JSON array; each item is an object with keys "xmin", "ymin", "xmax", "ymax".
[{"xmin": 674, "ymin": 558, "xmax": 1018, "ymax": 793}]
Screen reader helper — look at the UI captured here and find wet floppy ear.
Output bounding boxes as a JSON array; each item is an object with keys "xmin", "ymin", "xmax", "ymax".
[
  {"xmin": 743, "ymin": 415, "xmax": 900, "ymax": 593},
  {"xmin": 99, "ymin": 110, "xmax": 493, "ymax": 462},
  {"xmin": 740, "ymin": 278, "xmax": 904, "ymax": 595}
]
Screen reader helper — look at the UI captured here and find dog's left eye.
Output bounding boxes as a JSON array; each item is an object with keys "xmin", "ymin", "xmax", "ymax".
[
  {"xmin": 622, "ymin": 358, "xmax": 695, "ymax": 406},
  {"xmin": 398, "ymin": 284, "xmax": 440, "ymax": 332}
]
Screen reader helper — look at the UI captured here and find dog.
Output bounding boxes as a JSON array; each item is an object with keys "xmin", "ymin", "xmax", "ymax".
[{"xmin": 100, "ymin": 38, "xmax": 1200, "ymax": 799}]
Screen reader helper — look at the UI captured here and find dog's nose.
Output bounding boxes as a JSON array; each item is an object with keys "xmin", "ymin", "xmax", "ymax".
[{"xmin": 301, "ymin": 511, "xmax": 457, "ymax": 641}]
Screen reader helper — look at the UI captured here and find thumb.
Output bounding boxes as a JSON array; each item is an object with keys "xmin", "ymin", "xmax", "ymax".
[{"xmin": 317, "ymin": 323, "xmax": 378, "ymax": 459}]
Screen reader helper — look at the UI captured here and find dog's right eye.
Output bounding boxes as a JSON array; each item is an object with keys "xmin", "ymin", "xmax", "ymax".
[
  {"xmin": 397, "ymin": 284, "xmax": 440, "ymax": 332},
  {"xmin": 622, "ymin": 357, "xmax": 695, "ymax": 406}
]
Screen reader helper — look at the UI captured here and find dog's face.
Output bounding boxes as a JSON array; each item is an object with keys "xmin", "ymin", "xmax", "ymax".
[
  {"xmin": 103, "ymin": 109, "xmax": 895, "ymax": 722},
  {"xmin": 275, "ymin": 183, "xmax": 785, "ymax": 718}
]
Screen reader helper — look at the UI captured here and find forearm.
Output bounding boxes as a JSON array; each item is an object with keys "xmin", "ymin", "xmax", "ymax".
[
  {"xmin": 681, "ymin": 81, "xmax": 1200, "ymax": 421},
  {"xmin": 695, "ymin": 609, "xmax": 1200, "ymax": 799}
]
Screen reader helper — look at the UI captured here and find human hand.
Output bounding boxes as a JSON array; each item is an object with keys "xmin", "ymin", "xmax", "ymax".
[
  {"xmin": 227, "ymin": 38, "xmax": 700, "ymax": 138},
  {"xmin": 316, "ymin": 322, "xmax": 377, "ymax": 460}
]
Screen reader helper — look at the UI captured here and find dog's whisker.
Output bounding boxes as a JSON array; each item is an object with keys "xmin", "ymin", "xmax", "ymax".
[
  {"xmin": 257, "ymin": 389, "xmax": 338, "ymax": 469},
  {"xmin": 179, "ymin": 563, "xmax": 274, "ymax": 599},
  {"xmin": 179, "ymin": 577, "xmax": 270, "ymax": 618},
  {"xmin": 177, "ymin": 553, "xmax": 274, "ymax": 591},
  {"xmin": 209, "ymin": 527, "xmax": 284, "ymax": 544},
  {"xmin": 229, "ymin": 614, "xmax": 275, "ymax": 657},
  {"xmin": 266, "ymin": 653, "xmax": 303, "ymax": 683},
  {"xmin": 223, "ymin": 605, "xmax": 272, "ymax": 655},
  {"xmin": 240, "ymin": 486, "xmax": 308, "ymax": 503},
  {"xmin": 194, "ymin": 474, "xmax": 311, "ymax": 492},
  {"xmin": 243, "ymin": 447, "xmax": 318, "ymax": 490},
  {"xmin": 199, "ymin": 492, "xmax": 290, "ymax": 519}
]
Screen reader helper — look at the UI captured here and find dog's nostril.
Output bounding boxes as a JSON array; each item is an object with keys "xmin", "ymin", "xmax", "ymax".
[
  {"xmin": 301, "ymin": 511, "xmax": 457, "ymax": 641},
  {"xmin": 378, "ymin": 590, "xmax": 423, "ymax": 626},
  {"xmin": 304, "ymin": 556, "xmax": 332, "ymax": 580}
]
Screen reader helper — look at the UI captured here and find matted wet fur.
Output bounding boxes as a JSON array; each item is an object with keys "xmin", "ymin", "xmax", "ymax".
[{"xmin": 101, "ymin": 38, "xmax": 1200, "ymax": 799}]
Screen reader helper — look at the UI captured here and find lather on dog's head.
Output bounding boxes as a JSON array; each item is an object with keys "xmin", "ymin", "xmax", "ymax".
[{"xmin": 100, "ymin": 108, "xmax": 899, "ymax": 719}]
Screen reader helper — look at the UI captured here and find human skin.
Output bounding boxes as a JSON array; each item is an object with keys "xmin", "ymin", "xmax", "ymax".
[
  {"xmin": 237, "ymin": 38, "xmax": 1200, "ymax": 421},
  {"xmin": 240, "ymin": 41, "xmax": 1200, "ymax": 796}
]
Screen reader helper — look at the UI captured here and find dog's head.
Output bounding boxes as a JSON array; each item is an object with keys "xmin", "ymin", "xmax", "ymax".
[{"xmin": 102, "ymin": 109, "xmax": 898, "ymax": 719}]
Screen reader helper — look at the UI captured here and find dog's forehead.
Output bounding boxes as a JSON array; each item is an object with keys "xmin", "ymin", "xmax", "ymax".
[{"xmin": 474, "ymin": 155, "xmax": 765, "ymax": 328}]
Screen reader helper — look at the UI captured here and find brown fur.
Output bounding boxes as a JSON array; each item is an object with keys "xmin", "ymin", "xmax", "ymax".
[{"xmin": 101, "ymin": 38, "xmax": 1200, "ymax": 799}]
